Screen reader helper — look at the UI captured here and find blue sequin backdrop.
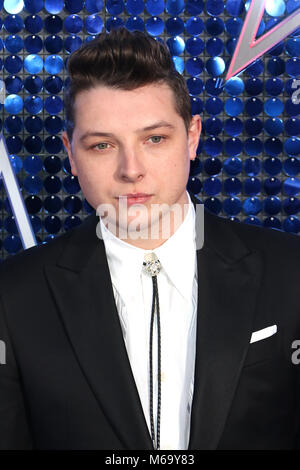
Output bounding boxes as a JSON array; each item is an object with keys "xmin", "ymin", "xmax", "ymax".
[{"xmin": 0, "ymin": 0, "xmax": 300, "ymax": 258}]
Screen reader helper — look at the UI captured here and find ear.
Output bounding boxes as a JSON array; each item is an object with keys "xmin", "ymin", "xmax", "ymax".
[
  {"xmin": 62, "ymin": 131, "xmax": 78, "ymax": 176},
  {"xmin": 187, "ymin": 115, "xmax": 202, "ymax": 161}
]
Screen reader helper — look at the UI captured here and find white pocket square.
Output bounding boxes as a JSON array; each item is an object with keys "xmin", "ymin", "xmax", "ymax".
[{"xmin": 250, "ymin": 325, "xmax": 277, "ymax": 344}]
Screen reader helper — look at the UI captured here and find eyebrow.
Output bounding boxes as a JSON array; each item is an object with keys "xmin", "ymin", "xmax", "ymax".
[{"xmin": 79, "ymin": 121, "xmax": 176, "ymax": 143}]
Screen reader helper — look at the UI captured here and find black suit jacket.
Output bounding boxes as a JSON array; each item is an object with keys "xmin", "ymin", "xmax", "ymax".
[{"xmin": 0, "ymin": 193, "xmax": 300, "ymax": 450}]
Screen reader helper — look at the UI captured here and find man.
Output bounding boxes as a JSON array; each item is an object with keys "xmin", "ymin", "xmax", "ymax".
[{"xmin": 0, "ymin": 27, "xmax": 300, "ymax": 450}]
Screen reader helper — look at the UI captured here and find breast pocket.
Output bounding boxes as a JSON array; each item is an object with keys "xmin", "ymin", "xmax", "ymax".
[{"xmin": 243, "ymin": 330, "xmax": 280, "ymax": 368}]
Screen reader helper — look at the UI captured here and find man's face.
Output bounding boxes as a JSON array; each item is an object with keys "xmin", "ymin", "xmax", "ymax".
[{"xmin": 62, "ymin": 82, "xmax": 201, "ymax": 242}]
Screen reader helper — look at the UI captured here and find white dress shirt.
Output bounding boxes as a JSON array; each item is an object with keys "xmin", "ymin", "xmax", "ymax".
[{"xmin": 100, "ymin": 190, "xmax": 198, "ymax": 450}]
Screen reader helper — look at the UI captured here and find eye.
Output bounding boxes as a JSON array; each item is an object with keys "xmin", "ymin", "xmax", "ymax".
[
  {"xmin": 149, "ymin": 135, "xmax": 164, "ymax": 144},
  {"xmin": 94, "ymin": 142, "xmax": 110, "ymax": 150}
]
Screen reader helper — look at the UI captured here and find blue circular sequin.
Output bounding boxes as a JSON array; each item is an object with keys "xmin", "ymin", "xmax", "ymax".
[
  {"xmin": 45, "ymin": 215, "xmax": 61, "ymax": 234},
  {"xmin": 44, "ymin": 136, "xmax": 63, "ymax": 153},
  {"xmin": 246, "ymin": 59, "xmax": 264, "ymax": 77},
  {"xmin": 204, "ymin": 197, "xmax": 222, "ymax": 215},
  {"xmin": 5, "ymin": 75, "xmax": 23, "ymax": 93},
  {"xmin": 285, "ymin": 118, "xmax": 300, "ymax": 136},
  {"xmin": 244, "ymin": 177, "xmax": 261, "ymax": 196},
  {"xmin": 286, "ymin": 58, "xmax": 300, "ymax": 78},
  {"xmin": 25, "ymin": 34, "xmax": 43, "ymax": 53},
  {"xmin": 205, "ymin": 78, "xmax": 223, "ymax": 96},
  {"xmin": 245, "ymin": 118, "xmax": 263, "ymax": 136},
  {"xmin": 166, "ymin": 36, "xmax": 185, "ymax": 56},
  {"xmin": 264, "ymin": 97, "xmax": 284, "ymax": 117},
  {"xmin": 24, "ymin": 135, "xmax": 43, "ymax": 153},
  {"xmin": 283, "ymin": 197, "xmax": 300, "ymax": 215},
  {"xmin": 145, "ymin": 0, "xmax": 164, "ymax": 15},
  {"xmin": 4, "ymin": 34, "xmax": 23, "ymax": 53},
  {"xmin": 185, "ymin": 36, "xmax": 205, "ymax": 56},
  {"xmin": 286, "ymin": 38, "xmax": 300, "ymax": 56},
  {"xmin": 187, "ymin": 77, "xmax": 203, "ymax": 95},
  {"xmin": 286, "ymin": 98, "xmax": 300, "ymax": 117},
  {"xmin": 265, "ymin": 0, "xmax": 286, "ymax": 16},
  {"xmin": 4, "ymin": 55, "xmax": 22, "ymax": 74},
  {"xmin": 264, "ymin": 196, "xmax": 281, "ymax": 215},
  {"xmin": 44, "ymin": 75, "xmax": 63, "ymax": 94},
  {"xmin": 205, "ymin": 17, "xmax": 224, "ymax": 36},
  {"xmin": 243, "ymin": 197, "xmax": 262, "ymax": 215},
  {"xmin": 44, "ymin": 15, "xmax": 63, "ymax": 34},
  {"xmin": 23, "ymin": 175, "xmax": 43, "ymax": 194},
  {"xmin": 206, "ymin": 37, "xmax": 223, "ymax": 56},
  {"xmin": 284, "ymin": 157, "xmax": 300, "ymax": 176},
  {"xmin": 64, "ymin": 196, "xmax": 83, "ymax": 214},
  {"xmin": 187, "ymin": 177, "xmax": 202, "ymax": 194},
  {"xmin": 244, "ymin": 156, "xmax": 262, "ymax": 175},
  {"xmin": 166, "ymin": 17, "xmax": 185, "ymax": 35},
  {"xmin": 126, "ymin": 0, "xmax": 144, "ymax": 15},
  {"xmin": 204, "ymin": 117, "xmax": 222, "ymax": 136},
  {"xmin": 203, "ymin": 177, "xmax": 222, "ymax": 196},
  {"xmin": 204, "ymin": 138, "xmax": 222, "ymax": 157},
  {"xmin": 24, "ymin": 95, "xmax": 43, "ymax": 114},
  {"xmin": 85, "ymin": 0, "xmax": 103, "ymax": 13},
  {"xmin": 45, "ymin": 0, "xmax": 64, "ymax": 13},
  {"xmin": 64, "ymin": 14, "xmax": 83, "ymax": 33},
  {"xmin": 63, "ymin": 175, "xmax": 81, "ymax": 194},
  {"xmin": 224, "ymin": 97, "xmax": 243, "ymax": 116},
  {"xmin": 64, "ymin": 35, "xmax": 82, "ymax": 53},
  {"xmin": 44, "ymin": 55, "xmax": 63, "ymax": 74},
  {"xmin": 44, "ymin": 155, "xmax": 62, "ymax": 173},
  {"xmin": 85, "ymin": 15, "xmax": 103, "ymax": 34},
  {"xmin": 44, "ymin": 175, "xmax": 62, "ymax": 194},
  {"xmin": 225, "ymin": 17, "xmax": 243, "ymax": 37},
  {"xmin": 4, "ymin": 94, "xmax": 23, "ymax": 113},
  {"xmin": 6, "ymin": 136, "xmax": 22, "ymax": 154},
  {"xmin": 24, "ymin": 14, "xmax": 42, "ymax": 33},
  {"xmin": 44, "ymin": 195, "xmax": 62, "ymax": 213},
  {"xmin": 264, "ymin": 118, "xmax": 284, "ymax": 136},
  {"xmin": 283, "ymin": 177, "xmax": 300, "ymax": 196},
  {"xmin": 24, "ymin": 54, "xmax": 43, "ymax": 73},
  {"xmin": 23, "ymin": 155, "xmax": 43, "ymax": 174},
  {"xmin": 224, "ymin": 157, "xmax": 242, "ymax": 176},
  {"xmin": 44, "ymin": 115, "xmax": 63, "ymax": 134},
  {"xmin": 125, "ymin": 16, "xmax": 144, "ymax": 32},
  {"xmin": 264, "ymin": 137, "xmax": 283, "ymax": 157},
  {"xmin": 265, "ymin": 77, "xmax": 284, "ymax": 96},
  {"xmin": 24, "ymin": 115, "xmax": 43, "ymax": 133},
  {"xmin": 224, "ymin": 117, "xmax": 243, "ymax": 137},
  {"xmin": 4, "ymin": 14, "xmax": 24, "ymax": 33},
  {"xmin": 44, "ymin": 95, "xmax": 63, "ymax": 114},
  {"xmin": 264, "ymin": 177, "xmax": 281, "ymax": 195},
  {"xmin": 245, "ymin": 78, "xmax": 263, "ymax": 96},
  {"xmin": 25, "ymin": 195, "xmax": 42, "ymax": 214},
  {"xmin": 244, "ymin": 138, "xmax": 263, "ymax": 157},
  {"xmin": 4, "ymin": 0, "xmax": 24, "ymax": 14},
  {"xmin": 284, "ymin": 137, "xmax": 300, "ymax": 156},
  {"xmin": 283, "ymin": 216, "xmax": 300, "ymax": 234},
  {"xmin": 65, "ymin": 0, "xmax": 83, "ymax": 13},
  {"xmin": 44, "ymin": 35, "xmax": 63, "ymax": 53},
  {"xmin": 4, "ymin": 115, "xmax": 23, "ymax": 133},
  {"xmin": 224, "ymin": 177, "xmax": 242, "ymax": 196},
  {"xmin": 245, "ymin": 97, "xmax": 263, "ymax": 116},
  {"xmin": 205, "ymin": 97, "xmax": 223, "ymax": 115},
  {"xmin": 267, "ymin": 57, "xmax": 285, "ymax": 76},
  {"xmin": 145, "ymin": 16, "xmax": 164, "ymax": 35},
  {"xmin": 186, "ymin": 16, "xmax": 204, "ymax": 36},
  {"xmin": 191, "ymin": 97, "xmax": 203, "ymax": 114},
  {"xmin": 185, "ymin": 57, "xmax": 203, "ymax": 76},
  {"xmin": 264, "ymin": 157, "xmax": 282, "ymax": 176},
  {"xmin": 204, "ymin": 157, "xmax": 222, "ymax": 176},
  {"xmin": 226, "ymin": 0, "xmax": 244, "ymax": 15},
  {"xmin": 225, "ymin": 77, "xmax": 244, "ymax": 96},
  {"xmin": 225, "ymin": 138, "xmax": 242, "ymax": 157},
  {"xmin": 24, "ymin": 75, "xmax": 43, "ymax": 93}
]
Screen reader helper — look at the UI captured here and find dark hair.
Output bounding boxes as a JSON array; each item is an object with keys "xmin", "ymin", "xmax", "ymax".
[{"xmin": 64, "ymin": 27, "xmax": 192, "ymax": 141}]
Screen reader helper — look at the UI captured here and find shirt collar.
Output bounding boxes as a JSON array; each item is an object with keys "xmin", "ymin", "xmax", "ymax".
[{"xmin": 100, "ymin": 190, "xmax": 197, "ymax": 302}]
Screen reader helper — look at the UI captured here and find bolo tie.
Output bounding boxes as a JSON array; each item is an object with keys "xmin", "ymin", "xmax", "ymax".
[{"xmin": 142, "ymin": 252, "xmax": 162, "ymax": 451}]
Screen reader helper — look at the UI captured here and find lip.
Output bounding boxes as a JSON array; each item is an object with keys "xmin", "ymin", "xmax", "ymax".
[{"xmin": 116, "ymin": 193, "xmax": 153, "ymax": 206}]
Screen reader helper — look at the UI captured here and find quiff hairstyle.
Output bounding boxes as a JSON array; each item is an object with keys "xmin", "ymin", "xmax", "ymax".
[{"xmin": 64, "ymin": 27, "xmax": 192, "ymax": 142}]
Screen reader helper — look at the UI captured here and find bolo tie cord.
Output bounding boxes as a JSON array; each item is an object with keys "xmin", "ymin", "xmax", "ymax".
[
  {"xmin": 149, "ymin": 274, "xmax": 161, "ymax": 450},
  {"xmin": 143, "ymin": 253, "xmax": 162, "ymax": 451}
]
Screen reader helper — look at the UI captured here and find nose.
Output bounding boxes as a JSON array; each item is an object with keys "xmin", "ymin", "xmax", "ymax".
[{"xmin": 117, "ymin": 145, "xmax": 146, "ymax": 182}]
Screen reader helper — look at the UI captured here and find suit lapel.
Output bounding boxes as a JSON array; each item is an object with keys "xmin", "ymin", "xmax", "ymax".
[
  {"xmin": 188, "ymin": 194, "xmax": 263, "ymax": 449},
  {"xmin": 44, "ymin": 213, "xmax": 153, "ymax": 449}
]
